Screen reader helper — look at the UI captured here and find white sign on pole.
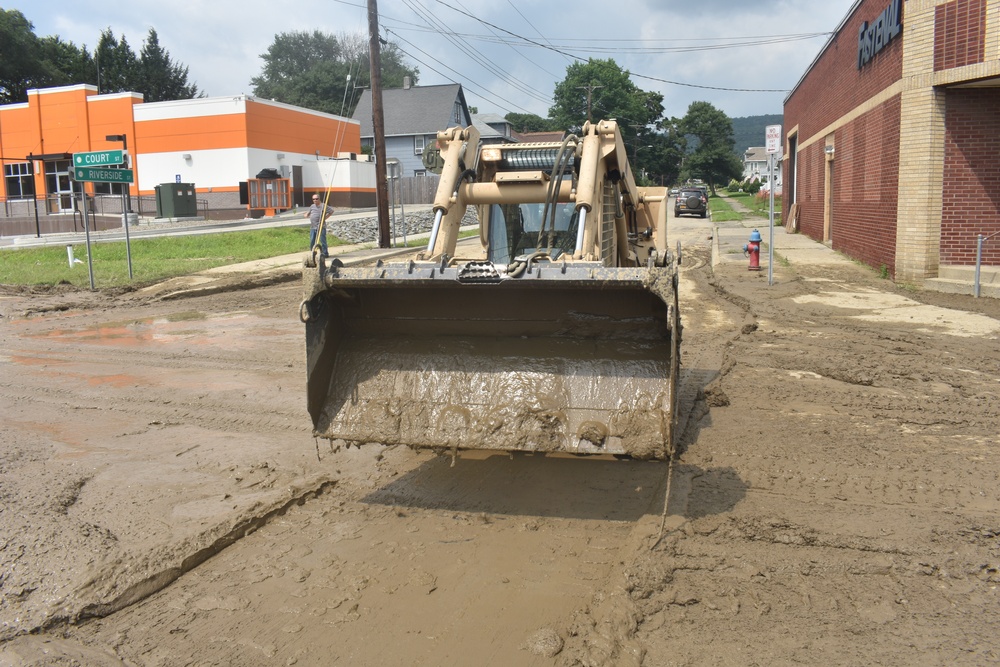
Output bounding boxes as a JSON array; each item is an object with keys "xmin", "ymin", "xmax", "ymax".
[{"xmin": 765, "ymin": 125, "xmax": 782, "ymax": 154}]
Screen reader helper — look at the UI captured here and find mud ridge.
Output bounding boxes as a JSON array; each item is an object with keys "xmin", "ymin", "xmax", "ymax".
[
  {"xmin": 155, "ymin": 270, "xmax": 300, "ymax": 302},
  {"xmin": 33, "ymin": 479, "xmax": 338, "ymax": 637}
]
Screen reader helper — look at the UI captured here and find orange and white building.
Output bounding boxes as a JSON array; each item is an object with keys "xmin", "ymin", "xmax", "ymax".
[{"xmin": 0, "ymin": 84, "xmax": 374, "ymax": 226}]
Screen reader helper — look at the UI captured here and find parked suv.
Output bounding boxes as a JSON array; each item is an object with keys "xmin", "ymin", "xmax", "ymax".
[{"xmin": 674, "ymin": 187, "xmax": 708, "ymax": 218}]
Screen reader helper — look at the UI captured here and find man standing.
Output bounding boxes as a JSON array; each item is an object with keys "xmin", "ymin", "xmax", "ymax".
[{"xmin": 305, "ymin": 194, "xmax": 334, "ymax": 256}]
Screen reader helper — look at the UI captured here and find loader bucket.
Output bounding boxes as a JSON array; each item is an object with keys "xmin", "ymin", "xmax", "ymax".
[{"xmin": 302, "ymin": 262, "xmax": 680, "ymax": 460}]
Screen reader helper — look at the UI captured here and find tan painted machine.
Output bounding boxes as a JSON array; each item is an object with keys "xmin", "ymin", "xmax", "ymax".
[{"xmin": 300, "ymin": 119, "xmax": 681, "ymax": 459}]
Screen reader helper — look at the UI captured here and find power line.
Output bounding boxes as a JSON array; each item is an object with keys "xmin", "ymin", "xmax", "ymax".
[
  {"xmin": 385, "ymin": 29, "xmax": 536, "ymax": 115},
  {"xmin": 401, "ymin": 0, "xmax": 551, "ymax": 106}
]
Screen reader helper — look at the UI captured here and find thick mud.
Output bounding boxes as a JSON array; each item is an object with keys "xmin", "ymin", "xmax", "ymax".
[{"xmin": 1, "ymin": 226, "xmax": 999, "ymax": 665}]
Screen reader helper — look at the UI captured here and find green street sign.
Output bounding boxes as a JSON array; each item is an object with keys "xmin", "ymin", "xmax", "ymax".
[
  {"xmin": 73, "ymin": 149, "xmax": 125, "ymax": 167},
  {"xmin": 73, "ymin": 167, "xmax": 134, "ymax": 183}
]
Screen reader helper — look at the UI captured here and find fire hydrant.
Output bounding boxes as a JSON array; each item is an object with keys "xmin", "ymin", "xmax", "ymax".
[{"xmin": 743, "ymin": 229, "xmax": 762, "ymax": 271}]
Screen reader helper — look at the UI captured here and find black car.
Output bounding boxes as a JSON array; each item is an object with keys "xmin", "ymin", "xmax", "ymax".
[{"xmin": 674, "ymin": 187, "xmax": 708, "ymax": 218}]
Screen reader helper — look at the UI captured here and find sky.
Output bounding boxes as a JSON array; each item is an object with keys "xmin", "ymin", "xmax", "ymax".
[{"xmin": 9, "ymin": 0, "xmax": 858, "ymax": 122}]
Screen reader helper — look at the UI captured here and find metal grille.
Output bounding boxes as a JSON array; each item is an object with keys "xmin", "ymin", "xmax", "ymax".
[
  {"xmin": 601, "ymin": 179, "xmax": 615, "ymax": 262},
  {"xmin": 498, "ymin": 148, "xmax": 560, "ymax": 171}
]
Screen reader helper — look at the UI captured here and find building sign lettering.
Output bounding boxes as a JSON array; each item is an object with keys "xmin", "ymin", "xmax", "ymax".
[{"xmin": 857, "ymin": 0, "xmax": 902, "ymax": 69}]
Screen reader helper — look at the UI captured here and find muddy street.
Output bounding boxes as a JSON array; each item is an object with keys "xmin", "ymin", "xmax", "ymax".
[{"xmin": 2, "ymin": 215, "xmax": 999, "ymax": 666}]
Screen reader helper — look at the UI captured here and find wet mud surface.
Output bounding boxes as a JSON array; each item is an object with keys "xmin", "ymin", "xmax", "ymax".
[{"xmin": 2, "ymin": 226, "xmax": 999, "ymax": 665}]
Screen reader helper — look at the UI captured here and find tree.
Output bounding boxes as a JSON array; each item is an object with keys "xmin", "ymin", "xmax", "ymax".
[
  {"xmin": 679, "ymin": 101, "xmax": 744, "ymax": 194},
  {"xmin": 0, "ymin": 16, "xmax": 197, "ymax": 104},
  {"xmin": 251, "ymin": 30, "xmax": 418, "ymax": 117},
  {"xmin": 549, "ymin": 59, "xmax": 663, "ymax": 142},
  {"xmin": 37, "ymin": 36, "xmax": 95, "ymax": 89},
  {"xmin": 0, "ymin": 9, "xmax": 45, "ymax": 103},
  {"xmin": 634, "ymin": 120, "xmax": 686, "ymax": 187},
  {"xmin": 139, "ymin": 28, "xmax": 199, "ymax": 102},
  {"xmin": 505, "ymin": 112, "xmax": 558, "ymax": 133},
  {"xmin": 95, "ymin": 29, "xmax": 139, "ymax": 94}
]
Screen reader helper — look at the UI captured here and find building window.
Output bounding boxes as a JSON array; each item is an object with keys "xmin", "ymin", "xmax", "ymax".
[
  {"xmin": 4, "ymin": 162, "xmax": 35, "ymax": 199},
  {"xmin": 92, "ymin": 169, "xmax": 128, "ymax": 196},
  {"xmin": 414, "ymin": 169, "xmax": 426, "ymax": 177},
  {"xmin": 414, "ymin": 135, "xmax": 425, "ymax": 155}
]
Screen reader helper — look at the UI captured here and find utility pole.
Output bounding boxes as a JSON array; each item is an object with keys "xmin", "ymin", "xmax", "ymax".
[
  {"xmin": 367, "ymin": 0, "xmax": 391, "ymax": 248},
  {"xmin": 577, "ymin": 84, "xmax": 603, "ymax": 123}
]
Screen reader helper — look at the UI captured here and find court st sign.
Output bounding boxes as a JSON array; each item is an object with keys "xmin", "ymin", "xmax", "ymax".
[
  {"xmin": 858, "ymin": 0, "xmax": 902, "ymax": 70},
  {"xmin": 73, "ymin": 149, "xmax": 125, "ymax": 167},
  {"xmin": 72, "ymin": 166, "xmax": 134, "ymax": 183}
]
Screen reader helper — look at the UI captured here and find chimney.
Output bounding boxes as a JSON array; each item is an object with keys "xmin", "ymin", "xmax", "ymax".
[{"xmin": 403, "ymin": 76, "xmax": 411, "ymax": 90}]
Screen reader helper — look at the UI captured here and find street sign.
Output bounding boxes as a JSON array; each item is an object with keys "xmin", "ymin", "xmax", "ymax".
[
  {"xmin": 72, "ymin": 167, "xmax": 134, "ymax": 183},
  {"xmin": 73, "ymin": 149, "xmax": 125, "ymax": 167},
  {"xmin": 765, "ymin": 125, "xmax": 782, "ymax": 154}
]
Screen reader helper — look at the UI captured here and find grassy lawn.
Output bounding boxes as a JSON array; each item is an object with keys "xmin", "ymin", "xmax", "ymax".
[
  {"xmin": 709, "ymin": 195, "xmax": 742, "ymax": 222},
  {"xmin": 722, "ymin": 190, "xmax": 782, "ymax": 220},
  {"xmin": 0, "ymin": 227, "xmax": 325, "ymax": 289},
  {"xmin": 0, "ymin": 226, "xmax": 480, "ymax": 289}
]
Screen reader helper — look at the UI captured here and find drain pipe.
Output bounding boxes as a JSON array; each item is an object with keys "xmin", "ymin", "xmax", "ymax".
[{"xmin": 974, "ymin": 230, "xmax": 999, "ymax": 298}]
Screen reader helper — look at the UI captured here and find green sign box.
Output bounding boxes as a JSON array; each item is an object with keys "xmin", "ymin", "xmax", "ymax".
[
  {"xmin": 73, "ymin": 149, "xmax": 125, "ymax": 167},
  {"xmin": 73, "ymin": 167, "xmax": 134, "ymax": 183}
]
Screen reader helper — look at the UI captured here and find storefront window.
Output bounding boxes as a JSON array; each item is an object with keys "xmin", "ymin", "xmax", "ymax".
[{"xmin": 3, "ymin": 162, "xmax": 35, "ymax": 199}]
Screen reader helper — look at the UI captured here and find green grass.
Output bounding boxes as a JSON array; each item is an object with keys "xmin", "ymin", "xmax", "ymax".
[
  {"xmin": 721, "ymin": 190, "xmax": 783, "ymax": 221},
  {"xmin": 1, "ymin": 225, "xmax": 479, "ymax": 289},
  {"xmin": 709, "ymin": 195, "xmax": 742, "ymax": 222},
  {"xmin": 0, "ymin": 227, "xmax": 330, "ymax": 289}
]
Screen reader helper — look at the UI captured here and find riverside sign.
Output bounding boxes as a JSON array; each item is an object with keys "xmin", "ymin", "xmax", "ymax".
[{"xmin": 858, "ymin": 0, "xmax": 902, "ymax": 70}]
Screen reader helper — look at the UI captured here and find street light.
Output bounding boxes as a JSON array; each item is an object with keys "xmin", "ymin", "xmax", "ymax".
[{"xmin": 105, "ymin": 134, "xmax": 132, "ymax": 213}]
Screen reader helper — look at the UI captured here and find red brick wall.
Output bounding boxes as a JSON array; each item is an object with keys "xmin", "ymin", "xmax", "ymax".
[
  {"xmin": 832, "ymin": 97, "xmax": 901, "ymax": 275},
  {"xmin": 783, "ymin": 0, "xmax": 904, "ymax": 251},
  {"xmin": 796, "ymin": 142, "xmax": 824, "ymax": 240},
  {"xmin": 934, "ymin": 0, "xmax": 986, "ymax": 71},
  {"xmin": 784, "ymin": 0, "xmax": 903, "ymax": 145},
  {"xmin": 941, "ymin": 88, "xmax": 1000, "ymax": 266}
]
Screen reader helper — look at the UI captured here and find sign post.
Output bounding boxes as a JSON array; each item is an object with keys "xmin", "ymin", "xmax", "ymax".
[
  {"xmin": 72, "ymin": 151, "xmax": 136, "ymax": 281},
  {"xmin": 765, "ymin": 125, "xmax": 782, "ymax": 286},
  {"xmin": 75, "ymin": 178, "xmax": 96, "ymax": 291}
]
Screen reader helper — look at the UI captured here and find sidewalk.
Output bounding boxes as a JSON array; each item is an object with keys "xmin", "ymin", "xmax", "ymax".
[{"xmin": 712, "ymin": 195, "xmax": 999, "ymax": 298}]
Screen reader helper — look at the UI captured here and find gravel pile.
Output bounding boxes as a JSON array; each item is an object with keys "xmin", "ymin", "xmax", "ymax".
[{"xmin": 327, "ymin": 208, "xmax": 479, "ymax": 245}]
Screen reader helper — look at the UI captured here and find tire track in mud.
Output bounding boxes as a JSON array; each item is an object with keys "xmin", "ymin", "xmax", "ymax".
[{"xmin": 558, "ymin": 251, "xmax": 1000, "ymax": 666}]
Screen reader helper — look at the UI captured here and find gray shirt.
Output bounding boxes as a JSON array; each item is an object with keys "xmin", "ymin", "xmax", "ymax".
[{"xmin": 307, "ymin": 203, "xmax": 334, "ymax": 231}]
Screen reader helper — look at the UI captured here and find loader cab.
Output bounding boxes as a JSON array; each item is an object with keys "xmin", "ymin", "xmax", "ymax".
[{"xmin": 486, "ymin": 201, "xmax": 579, "ymax": 265}]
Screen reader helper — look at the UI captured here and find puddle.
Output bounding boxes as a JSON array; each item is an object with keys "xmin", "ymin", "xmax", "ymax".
[{"xmin": 31, "ymin": 312, "xmax": 260, "ymax": 347}]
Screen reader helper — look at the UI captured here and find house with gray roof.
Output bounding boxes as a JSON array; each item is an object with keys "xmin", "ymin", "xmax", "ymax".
[
  {"xmin": 470, "ymin": 113, "xmax": 516, "ymax": 145},
  {"xmin": 352, "ymin": 81, "xmax": 472, "ymax": 176}
]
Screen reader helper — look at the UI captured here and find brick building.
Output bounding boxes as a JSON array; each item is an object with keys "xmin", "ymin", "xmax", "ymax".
[{"xmin": 782, "ymin": 0, "xmax": 1000, "ymax": 283}]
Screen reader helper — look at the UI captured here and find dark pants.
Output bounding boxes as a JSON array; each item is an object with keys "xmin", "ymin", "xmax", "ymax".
[{"xmin": 309, "ymin": 226, "xmax": 328, "ymax": 256}]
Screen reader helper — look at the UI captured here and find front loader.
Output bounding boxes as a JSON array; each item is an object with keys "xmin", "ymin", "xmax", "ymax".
[{"xmin": 300, "ymin": 119, "xmax": 681, "ymax": 459}]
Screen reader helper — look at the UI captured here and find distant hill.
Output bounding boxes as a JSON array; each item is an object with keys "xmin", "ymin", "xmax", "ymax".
[{"xmin": 732, "ymin": 114, "xmax": 783, "ymax": 155}]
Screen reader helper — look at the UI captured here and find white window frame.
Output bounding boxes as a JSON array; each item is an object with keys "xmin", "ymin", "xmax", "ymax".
[
  {"xmin": 414, "ymin": 135, "xmax": 425, "ymax": 155},
  {"xmin": 3, "ymin": 162, "xmax": 34, "ymax": 199}
]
